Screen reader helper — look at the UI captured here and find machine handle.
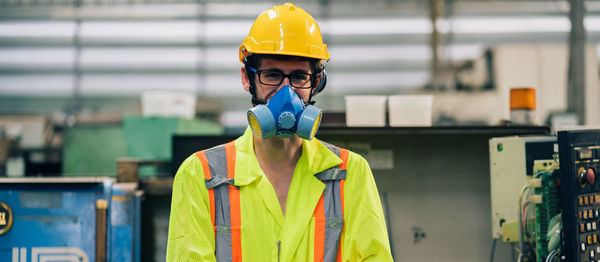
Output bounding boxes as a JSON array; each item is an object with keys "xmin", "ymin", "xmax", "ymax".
[{"xmin": 95, "ymin": 199, "xmax": 108, "ymax": 262}]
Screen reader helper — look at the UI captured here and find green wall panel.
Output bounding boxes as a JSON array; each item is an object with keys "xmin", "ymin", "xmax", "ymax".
[{"xmin": 62, "ymin": 125, "xmax": 127, "ymax": 176}]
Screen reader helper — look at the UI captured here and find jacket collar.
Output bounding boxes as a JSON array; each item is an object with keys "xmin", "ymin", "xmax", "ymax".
[
  {"xmin": 302, "ymin": 136, "xmax": 342, "ymax": 175},
  {"xmin": 234, "ymin": 127, "xmax": 342, "ymax": 186}
]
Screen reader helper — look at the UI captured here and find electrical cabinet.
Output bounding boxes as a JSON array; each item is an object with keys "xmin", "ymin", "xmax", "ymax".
[
  {"xmin": 489, "ymin": 136, "xmax": 555, "ymax": 238},
  {"xmin": 0, "ymin": 177, "xmax": 142, "ymax": 262}
]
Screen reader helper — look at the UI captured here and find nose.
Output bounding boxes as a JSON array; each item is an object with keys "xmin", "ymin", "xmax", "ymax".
[
  {"xmin": 280, "ymin": 75, "xmax": 292, "ymax": 87},
  {"xmin": 271, "ymin": 75, "xmax": 293, "ymax": 95}
]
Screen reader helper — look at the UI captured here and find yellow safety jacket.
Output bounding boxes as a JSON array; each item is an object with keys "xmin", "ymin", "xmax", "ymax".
[{"xmin": 166, "ymin": 128, "xmax": 393, "ymax": 261}]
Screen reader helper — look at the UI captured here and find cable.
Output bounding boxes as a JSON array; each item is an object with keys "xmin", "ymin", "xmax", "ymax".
[
  {"xmin": 522, "ymin": 202, "xmax": 531, "ymax": 232},
  {"xmin": 534, "ymin": 162, "xmax": 558, "ymax": 178},
  {"xmin": 545, "ymin": 249, "xmax": 558, "ymax": 262},
  {"xmin": 522, "ymin": 200, "xmax": 538, "ymax": 243},
  {"xmin": 490, "ymin": 237, "xmax": 497, "ymax": 262},
  {"xmin": 518, "ymin": 183, "xmax": 533, "ymax": 259}
]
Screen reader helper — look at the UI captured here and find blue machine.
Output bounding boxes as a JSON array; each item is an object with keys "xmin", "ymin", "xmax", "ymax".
[{"xmin": 0, "ymin": 177, "xmax": 141, "ymax": 262}]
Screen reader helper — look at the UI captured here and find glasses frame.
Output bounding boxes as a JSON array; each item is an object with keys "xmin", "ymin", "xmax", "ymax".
[{"xmin": 248, "ymin": 67, "xmax": 315, "ymax": 89}]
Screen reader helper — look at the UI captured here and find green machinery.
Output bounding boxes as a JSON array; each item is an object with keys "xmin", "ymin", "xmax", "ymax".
[
  {"xmin": 532, "ymin": 159, "xmax": 562, "ymax": 262},
  {"xmin": 63, "ymin": 116, "xmax": 223, "ymax": 176},
  {"xmin": 500, "ymin": 158, "xmax": 562, "ymax": 262}
]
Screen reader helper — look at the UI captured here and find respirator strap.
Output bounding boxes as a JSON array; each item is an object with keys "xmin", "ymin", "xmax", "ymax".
[
  {"xmin": 244, "ymin": 63, "xmax": 266, "ymax": 106},
  {"xmin": 242, "ymin": 51, "xmax": 266, "ymax": 106},
  {"xmin": 252, "ymin": 96, "xmax": 267, "ymax": 106},
  {"xmin": 308, "ymin": 70, "xmax": 327, "ymax": 105}
]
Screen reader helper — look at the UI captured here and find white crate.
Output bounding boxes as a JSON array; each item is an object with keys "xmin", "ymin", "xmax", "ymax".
[
  {"xmin": 388, "ymin": 95, "xmax": 433, "ymax": 127},
  {"xmin": 141, "ymin": 91, "xmax": 196, "ymax": 119},
  {"xmin": 344, "ymin": 95, "xmax": 387, "ymax": 127}
]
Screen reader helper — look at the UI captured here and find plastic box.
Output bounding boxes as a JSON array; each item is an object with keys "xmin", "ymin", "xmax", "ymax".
[
  {"xmin": 388, "ymin": 95, "xmax": 433, "ymax": 127},
  {"xmin": 345, "ymin": 96, "xmax": 387, "ymax": 127},
  {"xmin": 141, "ymin": 91, "xmax": 196, "ymax": 119}
]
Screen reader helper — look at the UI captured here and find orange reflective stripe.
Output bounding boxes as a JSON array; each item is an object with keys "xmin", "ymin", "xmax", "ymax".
[
  {"xmin": 338, "ymin": 148, "xmax": 348, "ymax": 212},
  {"xmin": 225, "ymin": 141, "xmax": 242, "ymax": 262},
  {"xmin": 229, "ymin": 186, "xmax": 241, "ymax": 262},
  {"xmin": 338, "ymin": 148, "xmax": 349, "ymax": 262},
  {"xmin": 225, "ymin": 141, "xmax": 236, "ymax": 180},
  {"xmin": 339, "ymin": 149, "xmax": 349, "ymax": 170},
  {"xmin": 314, "ymin": 194, "xmax": 325, "ymax": 262},
  {"xmin": 196, "ymin": 151, "xmax": 216, "ymax": 226},
  {"xmin": 196, "ymin": 151, "xmax": 212, "ymax": 180}
]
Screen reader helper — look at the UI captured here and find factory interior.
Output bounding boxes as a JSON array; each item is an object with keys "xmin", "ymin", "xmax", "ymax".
[{"xmin": 1, "ymin": 0, "xmax": 600, "ymax": 261}]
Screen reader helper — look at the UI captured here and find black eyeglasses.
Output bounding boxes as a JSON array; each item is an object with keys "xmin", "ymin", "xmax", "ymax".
[{"xmin": 248, "ymin": 67, "xmax": 315, "ymax": 89}]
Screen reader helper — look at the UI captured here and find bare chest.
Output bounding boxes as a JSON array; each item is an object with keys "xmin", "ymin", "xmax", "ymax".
[{"xmin": 262, "ymin": 166, "xmax": 295, "ymax": 215}]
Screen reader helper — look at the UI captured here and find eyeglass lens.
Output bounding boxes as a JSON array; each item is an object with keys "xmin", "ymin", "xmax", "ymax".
[{"xmin": 259, "ymin": 70, "xmax": 312, "ymax": 88}]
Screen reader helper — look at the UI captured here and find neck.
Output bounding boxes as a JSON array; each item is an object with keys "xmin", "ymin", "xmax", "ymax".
[{"xmin": 253, "ymin": 134, "xmax": 303, "ymax": 169}]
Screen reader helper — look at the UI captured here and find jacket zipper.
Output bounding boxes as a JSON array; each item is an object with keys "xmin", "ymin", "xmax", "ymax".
[{"xmin": 276, "ymin": 240, "xmax": 281, "ymax": 262}]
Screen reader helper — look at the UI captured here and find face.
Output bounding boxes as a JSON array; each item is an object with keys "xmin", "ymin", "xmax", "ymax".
[{"xmin": 241, "ymin": 58, "xmax": 314, "ymax": 103}]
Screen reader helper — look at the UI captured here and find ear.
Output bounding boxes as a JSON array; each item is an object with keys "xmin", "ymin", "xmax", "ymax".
[
  {"xmin": 311, "ymin": 75, "xmax": 321, "ymax": 98},
  {"xmin": 312, "ymin": 71, "xmax": 327, "ymax": 96},
  {"xmin": 241, "ymin": 66, "xmax": 250, "ymax": 92}
]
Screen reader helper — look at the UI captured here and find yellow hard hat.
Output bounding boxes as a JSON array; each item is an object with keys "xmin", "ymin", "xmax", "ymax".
[{"xmin": 239, "ymin": 3, "xmax": 330, "ymax": 63}]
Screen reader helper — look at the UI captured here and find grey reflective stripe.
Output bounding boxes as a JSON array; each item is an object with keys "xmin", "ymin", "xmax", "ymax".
[
  {"xmin": 214, "ymin": 183, "xmax": 233, "ymax": 262},
  {"xmin": 205, "ymin": 145, "xmax": 227, "ymax": 188},
  {"xmin": 206, "ymin": 177, "xmax": 236, "ymax": 189},
  {"xmin": 203, "ymin": 144, "xmax": 234, "ymax": 262},
  {"xmin": 322, "ymin": 179, "xmax": 344, "ymax": 262},
  {"xmin": 315, "ymin": 168, "xmax": 346, "ymax": 181},
  {"xmin": 320, "ymin": 141, "xmax": 341, "ymax": 157},
  {"xmin": 316, "ymin": 141, "xmax": 346, "ymax": 262}
]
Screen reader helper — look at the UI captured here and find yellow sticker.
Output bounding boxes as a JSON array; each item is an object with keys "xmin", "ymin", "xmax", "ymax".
[
  {"xmin": 0, "ymin": 202, "xmax": 13, "ymax": 235},
  {"xmin": 0, "ymin": 212, "xmax": 6, "ymax": 225}
]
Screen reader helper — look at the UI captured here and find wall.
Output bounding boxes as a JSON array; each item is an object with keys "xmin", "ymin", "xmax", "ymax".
[
  {"xmin": 318, "ymin": 130, "xmax": 546, "ymax": 261},
  {"xmin": 494, "ymin": 44, "xmax": 600, "ymax": 125}
]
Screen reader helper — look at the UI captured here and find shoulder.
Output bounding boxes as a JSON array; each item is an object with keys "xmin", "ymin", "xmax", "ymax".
[
  {"xmin": 178, "ymin": 152, "xmax": 201, "ymax": 171},
  {"xmin": 345, "ymin": 150, "xmax": 371, "ymax": 176},
  {"xmin": 317, "ymin": 140, "xmax": 371, "ymax": 174},
  {"xmin": 174, "ymin": 153, "xmax": 203, "ymax": 182},
  {"xmin": 319, "ymin": 141, "xmax": 369, "ymax": 166}
]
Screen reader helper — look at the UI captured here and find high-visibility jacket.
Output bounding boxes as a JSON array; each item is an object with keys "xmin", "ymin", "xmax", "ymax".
[{"xmin": 166, "ymin": 128, "xmax": 393, "ymax": 261}]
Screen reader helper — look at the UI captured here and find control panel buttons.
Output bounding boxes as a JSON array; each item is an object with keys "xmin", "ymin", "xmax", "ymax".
[
  {"xmin": 588, "ymin": 235, "xmax": 593, "ymax": 245},
  {"xmin": 579, "ymin": 167, "xmax": 588, "ymax": 186},
  {"xmin": 590, "ymin": 209, "xmax": 594, "ymax": 219},
  {"xmin": 586, "ymin": 196, "xmax": 591, "ymax": 205},
  {"xmin": 582, "ymin": 224, "xmax": 586, "ymax": 232},
  {"xmin": 588, "ymin": 168, "xmax": 596, "ymax": 185}
]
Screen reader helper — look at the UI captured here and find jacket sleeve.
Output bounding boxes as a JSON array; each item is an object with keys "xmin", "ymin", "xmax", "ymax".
[
  {"xmin": 166, "ymin": 155, "xmax": 217, "ymax": 262},
  {"xmin": 343, "ymin": 152, "xmax": 394, "ymax": 261}
]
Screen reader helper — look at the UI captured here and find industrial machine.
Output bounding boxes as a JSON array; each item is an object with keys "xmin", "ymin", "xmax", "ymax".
[
  {"xmin": 558, "ymin": 129, "xmax": 600, "ymax": 262},
  {"xmin": 0, "ymin": 177, "xmax": 142, "ymax": 262},
  {"xmin": 489, "ymin": 136, "xmax": 556, "ymax": 239},
  {"xmin": 490, "ymin": 128, "xmax": 600, "ymax": 262}
]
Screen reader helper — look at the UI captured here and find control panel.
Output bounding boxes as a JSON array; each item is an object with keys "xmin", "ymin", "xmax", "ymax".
[{"xmin": 559, "ymin": 129, "xmax": 600, "ymax": 262}]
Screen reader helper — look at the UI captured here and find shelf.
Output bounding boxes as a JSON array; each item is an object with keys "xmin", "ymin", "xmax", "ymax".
[{"xmin": 318, "ymin": 125, "xmax": 551, "ymax": 136}]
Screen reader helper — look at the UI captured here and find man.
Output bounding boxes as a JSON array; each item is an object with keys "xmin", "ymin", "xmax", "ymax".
[{"xmin": 166, "ymin": 3, "xmax": 393, "ymax": 261}]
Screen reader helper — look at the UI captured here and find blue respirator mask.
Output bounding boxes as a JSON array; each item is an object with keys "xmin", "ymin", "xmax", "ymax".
[{"xmin": 247, "ymin": 85, "xmax": 323, "ymax": 140}]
